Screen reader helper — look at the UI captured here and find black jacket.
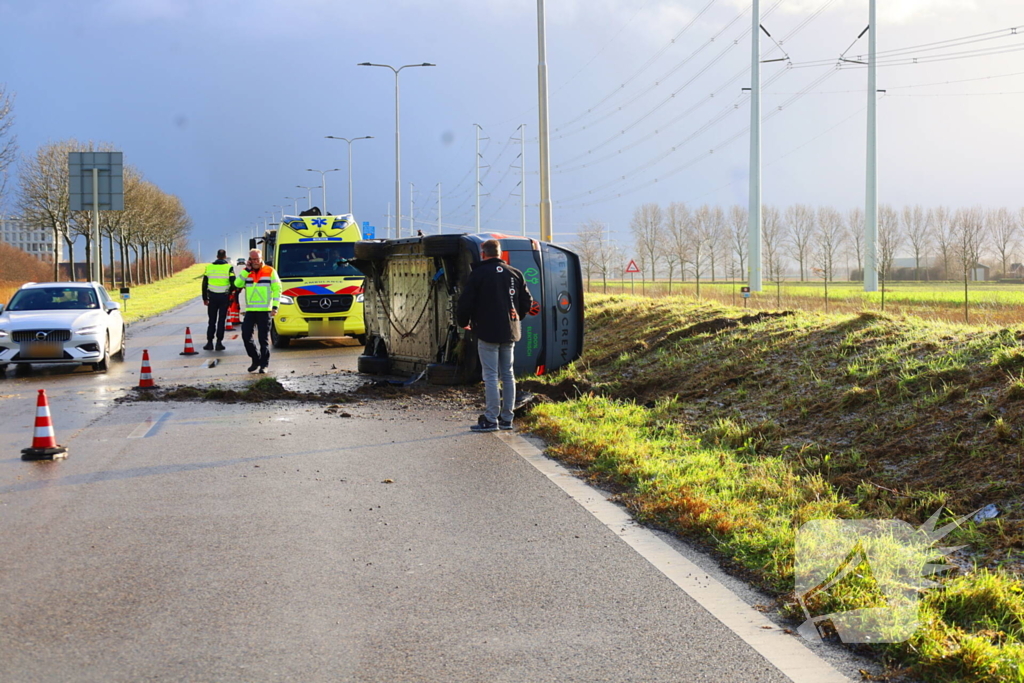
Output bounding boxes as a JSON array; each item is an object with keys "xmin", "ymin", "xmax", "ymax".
[{"xmin": 457, "ymin": 258, "xmax": 534, "ymax": 344}]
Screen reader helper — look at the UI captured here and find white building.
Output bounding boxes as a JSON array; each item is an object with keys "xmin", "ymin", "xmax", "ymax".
[{"xmin": 0, "ymin": 215, "xmax": 61, "ymax": 264}]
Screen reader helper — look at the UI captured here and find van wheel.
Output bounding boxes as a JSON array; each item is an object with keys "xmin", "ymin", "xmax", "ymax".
[
  {"xmin": 357, "ymin": 355, "xmax": 391, "ymax": 375},
  {"xmin": 271, "ymin": 327, "xmax": 291, "ymax": 348},
  {"xmin": 426, "ymin": 362, "xmax": 467, "ymax": 385},
  {"xmin": 355, "ymin": 241, "xmax": 390, "ymax": 260},
  {"xmin": 423, "ymin": 234, "xmax": 462, "ymax": 257},
  {"xmin": 354, "ymin": 334, "xmax": 367, "ymax": 346}
]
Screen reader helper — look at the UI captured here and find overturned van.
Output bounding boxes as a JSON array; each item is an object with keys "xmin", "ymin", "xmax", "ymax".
[{"xmin": 352, "ymin": 233, "xmax": 583, "ymax": 384}]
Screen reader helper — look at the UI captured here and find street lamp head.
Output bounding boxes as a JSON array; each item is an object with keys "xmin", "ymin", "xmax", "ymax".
[
  {"xmin": 422, "ymin": 63, "xmax": 435, "ymax": 67},
  {"xmin": 357, "ymin": 62, "xmax": 372, "ymax": 66}
]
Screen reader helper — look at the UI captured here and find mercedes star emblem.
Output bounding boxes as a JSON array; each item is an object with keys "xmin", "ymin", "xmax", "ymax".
[{"xmin": 319, "ymin": 297, "xmax": 333, "ymax": 310}]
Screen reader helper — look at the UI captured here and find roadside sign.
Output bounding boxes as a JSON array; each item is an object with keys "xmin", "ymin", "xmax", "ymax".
[
  {"xmin": 362, "ymin": 221, "xmax": 375, "ymax": 239},
  {"xmin": 625, "ymin": 259, "xmax": 640, "ymax": 274},
  {"xmin": 120, "ymin": 287, "xmax": 130, "ymax": 300}
]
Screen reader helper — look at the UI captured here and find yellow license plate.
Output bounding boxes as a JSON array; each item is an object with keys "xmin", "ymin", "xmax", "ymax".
[{"xmin": 22, "ymin": 342, "xmax": 64, "ymax": 359}]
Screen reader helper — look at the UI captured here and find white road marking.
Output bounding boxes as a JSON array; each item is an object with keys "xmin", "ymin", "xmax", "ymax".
[
  {"xmin": 498, "ymin": 431, "xmax": 851, "ymax": 683},
  {"xmin": 128, "ymin": 411, "xmax": 173, "ymax": 439}
]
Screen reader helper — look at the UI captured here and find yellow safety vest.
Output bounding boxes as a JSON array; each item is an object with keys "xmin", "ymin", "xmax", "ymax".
[
  {"xmin": 234, "ymin": 265, "xmax": 282, "ymax": 312},
  {"xmin": 205, "ymin": 262, "xmax": 234, "ymax": 294}
]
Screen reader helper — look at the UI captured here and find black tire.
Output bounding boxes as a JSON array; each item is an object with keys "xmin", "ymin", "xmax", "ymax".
[
  {"xmin": 357, "ymin": 355, "xmax": 391, "ymax": 375},
  {"xmin": 93, "ymin": 335, "xmax": 110, "ymax": 372},
  {"xmin": 423, "ymin": 234, "xmax": 462, "ymax": 257},
  {"xmin": 271, "ymin": 326, "xmax": 291, "ymax": 349},
  {"xmin": 112, "ymin": 326, "xmax": 126, "ymax": 361},
  {"xmin": 426, "ymin": 362, "xmax": 468, "ymax": 385},
  {"xmin": 0, "ymin": 364, "xmax": 7, "ymax": 377},
  {"xmin": 354, "ymin": 240, "xmax": 390, "ymax": 260}
]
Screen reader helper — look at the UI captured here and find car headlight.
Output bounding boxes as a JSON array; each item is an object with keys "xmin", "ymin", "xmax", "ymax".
[
  {"xmin": 75, "ymin": 325, "xmax": 99, "ymax": 336},
  {"xmin": 0, "ymin": 329, "xmax": 8, "ymax": 338},
  {"xmin": 356, "ymin": 293, "xmax": 364, "ymax": 303},
  {"xmin": 279, "ymin": 295, "xmax": 294, "ymax": 306}
]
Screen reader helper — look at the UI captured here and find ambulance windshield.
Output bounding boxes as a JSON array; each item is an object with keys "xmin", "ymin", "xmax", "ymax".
[{"xmin": 277, "ymin": 243, "xmax": 361, "ymax": 278}]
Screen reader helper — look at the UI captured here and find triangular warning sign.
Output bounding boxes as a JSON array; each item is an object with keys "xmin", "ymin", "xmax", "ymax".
[{"xmin": 625, "ymin": 259, "xmax": 640, "ymax": 274}]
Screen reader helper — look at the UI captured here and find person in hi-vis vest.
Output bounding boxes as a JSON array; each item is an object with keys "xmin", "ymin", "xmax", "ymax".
[
  {"xmin": 202, "ymin": 249, "xmax": 236, "ymax": 351},
  {"xmin": 234, "ymin": 248, "xmax": 282, "ymax": 373}
]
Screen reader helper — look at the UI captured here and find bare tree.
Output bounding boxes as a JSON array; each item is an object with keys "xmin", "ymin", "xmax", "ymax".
[
  {"xmin": 728, "ymin": 205, "xmax": 748, "ymax": 284},
  {"xmin": 813, "ymin": 207, "xmax": 846, "ymax": 312},
  {"xmin": 877, "ymin": 204, "xmax": 903, "ymax": 311},
  {"xmin": 687, "ymin": 204, "xmax": 717, "ymax": 297},
  {"xmin": 665, "ymin": 202, "xmax": 691, "ymax": 290},
  {"xmin": 0, "ymin": 85, "xmax": 16, "ymax": 208},
  {"xmin": 987, "ymin": 207, "xmax": 1017, "ymax": 278},
  {"xmin": 844, "ymin": 207, "xmax": 864, "ymax": 280},
  {"xmin": 952, "ymin": 207, "xmax": 986, "ymax": 323},
  {"xmin": 572, "ymin": 220, "xmax": 604, "ymax": 291},
  {"xmin": 901, "ymin": 204, "xmax": 931, "ymax": 280},
  {"xmin": 785, "ymin": 204, "xmax": 815, "ymax": 281},
  {"xmin": 595, "ymin": 230, "xmax": 620, "ymax": 294},
  {"xmin": 762, "ymin": 205, "xmax": 787, "ymax": 306},
  {"xmin": 629, "ymin": 203, "xmax": 663, "ymax": 288},
  {"xmin": 932, "ymin": 206, "xmax": 954, "ymax": 279},
  {"xmin": 706, "ymin": 205, "xmax": 725, "ymax": 282},
  {"xmin": 19, "ymin": 139, "xmax": 79, "ymax": 280}
]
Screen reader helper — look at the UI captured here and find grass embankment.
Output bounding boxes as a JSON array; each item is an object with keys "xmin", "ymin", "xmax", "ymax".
[
  {"xmin": 108, "ymin": 264, "xmax": 205, "ymax": 324},
  {"xmin": 526, "ymin": 294, "xmax": 1024, "ymax": 681},
  {"xmin": 589, "ymin": 280, "xmax": 1024, "ymax": 325}
]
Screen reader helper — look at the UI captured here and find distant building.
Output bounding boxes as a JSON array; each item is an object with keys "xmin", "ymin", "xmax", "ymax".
[
  {"xmin": 0, "ymin": 215, "xmax": 61, "ymax": 264},
  {"xmin": 1009, "ymin": 263, "xmax": 1024, "ymax": 279}
]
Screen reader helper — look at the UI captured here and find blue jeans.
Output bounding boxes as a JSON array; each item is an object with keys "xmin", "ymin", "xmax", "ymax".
[{"xmin": 477, "ymin": 340, "xmax": 515, "ymax": 424}]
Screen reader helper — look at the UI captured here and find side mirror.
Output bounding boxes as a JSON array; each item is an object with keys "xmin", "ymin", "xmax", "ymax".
[
  {"xmin": 0, "ymin": 303, "xmax": 5, "ymax": 314},
  {"xmin": 104, "ymin": 301, "xmax": 121, "ymax": 312},
  {"xmin": 249, "ymin": 238, "xmax": 257, "ymax": 250}
]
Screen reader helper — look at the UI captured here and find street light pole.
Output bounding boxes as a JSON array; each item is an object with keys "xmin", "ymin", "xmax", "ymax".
[
  {"xmin": 536, "ymin": 0, "xmax": 553, "ymax": 242},
  {"xmin": 296, "ymin": 185, "xmax": 320, "ymax": 210},
  {"xmin": 325, "ymin": 135, "xmax": 373, "ymax": 216},
  {"xmin": 285, "ymin": 197, "xmax": 301, "ymax": 215},
  {"xmin": 358, "ymin": 62, "xmax": 435, "ymax": 238},
  {"xmin": 306, "ymin": 169, "xmax": 340, "ymax": 215}
]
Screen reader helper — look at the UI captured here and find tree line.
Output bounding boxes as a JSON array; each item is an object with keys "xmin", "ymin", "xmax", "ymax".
[
  {"xmin": 0, "ymin": 87, "xmax": 193, "ymax": 288},
  {"xmin": 573, "ymin": 203, "xmax": 1008, "ymax": 299}
]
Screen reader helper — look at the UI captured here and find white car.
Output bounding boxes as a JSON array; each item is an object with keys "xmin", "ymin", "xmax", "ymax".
[{"xmin": 0, "ymin": 282, "xmax": 126, "ymax": 373}]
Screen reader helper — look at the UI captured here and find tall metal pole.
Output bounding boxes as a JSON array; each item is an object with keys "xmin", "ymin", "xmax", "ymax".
[
  {"xmin": 359, "ymin": 63, "xmax": 434, "ymax": 235},
  {"xmin": 864, "ymin": 0, "xmax": 879, "ymax": 292},
  {"xmin": 748, "ymin": 0, "xmax": 762, "ymax": 292},
  {"xmin": 537, "ymin": 0, "xmax": 553, "ymax": 242},
  {"xmin": 322, "ymin": 176, "xmax": 328, "ymax": 214},
  {"xmin": 437, "ymin": 183, "xmax": 442, "ymax": 234},
  {"xmin": 92, "ymin": 168, "xmax": 101, "ymax": 283},
  {"xmin": 475, "ymin": 124, "xmax": 482, "ymax": 233},
  {"xmin": 520, "ymin": 124, "xmax": 527, "ymax": 236},
  {"xmin": 395, "ymin": 70, "xmax": 401, "ymax": 237}
]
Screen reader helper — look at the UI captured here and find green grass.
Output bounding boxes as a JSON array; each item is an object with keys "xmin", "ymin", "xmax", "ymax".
[
  {"xmin": 525, "ymin": 293, "xmax": 1024, "ymax": 681},
  {"xmin": 108, "ymin": 264, "xmax": 205, "ymax": 324}
]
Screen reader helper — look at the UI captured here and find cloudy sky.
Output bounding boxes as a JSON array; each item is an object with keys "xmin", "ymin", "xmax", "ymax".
[{"xmin": 1, "ymin": 0, "xmax": 1021, "ymax": 257}]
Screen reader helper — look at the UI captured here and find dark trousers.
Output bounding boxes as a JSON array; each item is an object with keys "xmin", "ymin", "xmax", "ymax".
[
  {"xmin": 241, "ymin": 311, "xmax": 271, "ymax": 367},
  {"xmin": 206, "ymin": 292, "xmax": 229, "ymax": 342}
]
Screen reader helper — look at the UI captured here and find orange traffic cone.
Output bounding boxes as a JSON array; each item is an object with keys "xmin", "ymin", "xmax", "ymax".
[
  {"xmin": 21, "ymin": 389, "xmax": 68, "ymax": 460},
  {"xmin": 137, "ymin": 349, "xmax": 157, "ymax": 389},
  {"xmin": 225, "ymin": 305, "xmax": 238, "ymax": 331},
  {"xmin": 180, "ymin": 327, "xmax": 199, "ymax": 356}
]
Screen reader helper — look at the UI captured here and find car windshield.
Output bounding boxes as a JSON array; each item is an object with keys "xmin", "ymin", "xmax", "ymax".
[
  {"xmin": 276, "ymin": 243, "xmax": 361, "ymax": 278},
  {"xmin": 7, "ymin": 287, "xmax": 99, "ymax": 311}
]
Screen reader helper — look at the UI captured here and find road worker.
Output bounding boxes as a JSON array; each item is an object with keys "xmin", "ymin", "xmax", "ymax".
[
  {"xmin": 234, "ymin": 248, "xmax": 282, "ymax": 373},
  {"xmin": 202, "ymin": 248, "xmax": 236, "ymax": 351}
]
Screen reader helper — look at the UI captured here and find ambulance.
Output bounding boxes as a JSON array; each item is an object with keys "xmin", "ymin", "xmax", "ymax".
[{"xmin": 250, "ymin": 211, "xmax": 366, "ymax": 348}]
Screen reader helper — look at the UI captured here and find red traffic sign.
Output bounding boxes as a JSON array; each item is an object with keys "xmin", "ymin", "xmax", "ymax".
[
  {"xmin": 740, "ymin": 286, "xmax": 750, "ymax": 293},
  {"xmin": 625, "ymin": 259, "xmax": 640, "ymax": 274}
]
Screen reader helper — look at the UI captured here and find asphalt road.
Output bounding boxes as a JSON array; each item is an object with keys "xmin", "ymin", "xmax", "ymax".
[{"xmin": 0, "ymin": 298, "xmax": 851, "ymax": 682}]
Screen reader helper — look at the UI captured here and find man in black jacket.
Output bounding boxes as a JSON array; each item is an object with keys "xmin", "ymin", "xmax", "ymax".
[
  {"xmin": 457, "ymin": 239, "xmax": 534, "ymax": 432},
  {"xmin": 202, "ymin": 249, "xmax": 236, "ymax": 351}
]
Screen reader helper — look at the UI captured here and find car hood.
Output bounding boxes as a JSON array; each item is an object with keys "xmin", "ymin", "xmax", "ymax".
[{"xmin": 0, "ymin": 310, "xmax": 102, "ymax": 330}]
